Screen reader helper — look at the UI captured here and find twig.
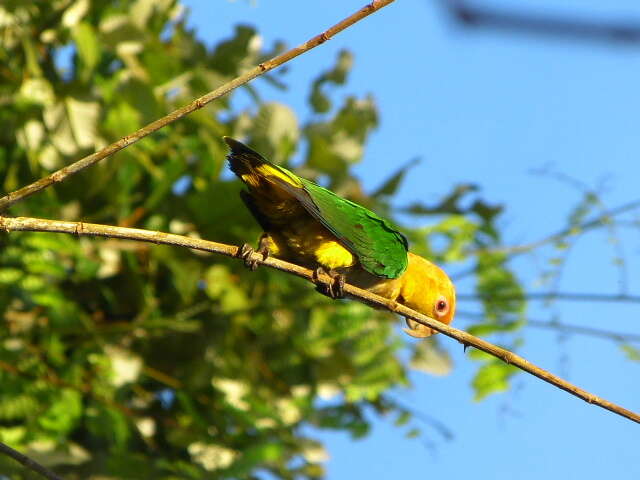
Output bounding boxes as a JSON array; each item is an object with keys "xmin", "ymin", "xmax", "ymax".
[
  {"xmin": 478, "ymin": 198, "xmax": 640, "ymax": 256},
  {"xmin": 444, "ymin": 0, "xmax": 640, "ymax": 44},
  {"xmin": 1, "ymin": 215, "xmax": 638, "ymax": 425},
  {"xmin": 452, "ymin": 198, "xmax": 640, "ymax": 281},
  {"xmin": 0, "ymin": 441, "xmax": 64, "ymax": 480},
  {"xmin": 456, "ymin": 311, "xmax": 640, "ymax": 343},
  {"xmin": 526, "ymin": 319, "xmax": 640, "ymax": 343},
  {"xmin": 457, "ymin": 292, "xmax": 640, "ymax": 304},
  {"xmin": 0, "ymin": 0, "xmax": 395, "ymax": 212}
]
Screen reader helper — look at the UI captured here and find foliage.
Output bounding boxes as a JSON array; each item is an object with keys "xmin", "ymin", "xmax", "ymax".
[{"xmin": 0, "ymin": 1, "xmax": 529, "ymax": 478}]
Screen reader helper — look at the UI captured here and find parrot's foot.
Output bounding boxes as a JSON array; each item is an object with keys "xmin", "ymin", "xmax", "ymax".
[
  {"xmin": 313, "ymin": 268, "xmax": 345, "ymax": 299},
  {"xmin": 403, "ymin": 318, "xmax": 435, "ymax": 338},
  {"xmin": 238, "ymin": 242, "xmax": 270, "ymax": 271}
]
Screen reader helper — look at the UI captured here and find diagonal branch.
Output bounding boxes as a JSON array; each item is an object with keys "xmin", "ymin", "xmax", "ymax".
[
  {"xmin": 0, "ymin": 441, "xmax": 64, "ymax": 480},
  {"xmin": 1, "ymin": 214, "xmax": 638, "ymax": 425},
  {"xmin": 457, "ymin": 292, "xmax": 640, "ymax": 304},
  {"xmin": 457, "ymin": 311, "xmax": 640, "ymax": 343},
  {"xmin": 0, "ymin": 0, "xmax": 395, "ymax": 212},
  {"xmin": 452, "ymin": 198, "xmax": 640, "ymax": 281},
  {"xmin": 479, "ymin": 198, "xmax": 640, "ymax": 257}
]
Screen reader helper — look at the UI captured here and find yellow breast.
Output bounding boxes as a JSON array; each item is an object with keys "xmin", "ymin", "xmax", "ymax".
[{"xmin": 270, "ymin": 222, "xmax": 355, "ymax": 271}]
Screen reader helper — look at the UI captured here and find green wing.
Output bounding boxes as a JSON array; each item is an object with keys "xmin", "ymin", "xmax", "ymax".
[
  {"xmin": 273, "ymin": 176, "xmax": 409, "ymax": 278},
  {"xmin": 224, "ymin": 137, "xmax": 408, "ymax": 278}
]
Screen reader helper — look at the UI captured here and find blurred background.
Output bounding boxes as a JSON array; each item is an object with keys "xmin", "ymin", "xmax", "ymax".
[{"xmin": 0, "ymin": 0, "xmax": 639, "ymax": 478}]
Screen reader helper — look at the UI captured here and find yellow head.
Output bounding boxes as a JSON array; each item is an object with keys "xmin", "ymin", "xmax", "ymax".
[{"xmin": 398, "ymin": 252, "xmax": 456, "ymax": 338}]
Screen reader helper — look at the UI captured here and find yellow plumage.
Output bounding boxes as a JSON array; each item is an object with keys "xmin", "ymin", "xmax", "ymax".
[
  {"xmin": 348, "ymin": 253, "xmax": 456, "ymax": 337},
  {"xmin": 237, "ymin": 162, "xmax": 355, "ymax": 270}
]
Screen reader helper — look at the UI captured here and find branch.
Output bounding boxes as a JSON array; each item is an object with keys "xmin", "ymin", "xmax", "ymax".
[
  {"xmin": 457, "ymin": 292, "xmax": 640, "ymax": 304},
  {"xmin": 526, "ymin": 319, "xmax": 640, "ymax": 343},
  {"xmin": 452, "ymin": 198, "xmax": 640, "ymax": 281},
  {"xmin": 444, "ymin": 0, "xmax": 640, "ymax": 44},
  {"xmin": 0, "ymin": 441, "xmax": 64, "ymax": 480},
  {"xmin": 0, "ymin": 0, "xmax": 395, "ymax": 212},
  {"xmin": 1, "ymin": 215, "xmax": 639, "ymax": 425},
  {"xmin": 457, "ymin": 311, "xmax": 640, "ymax": 343},
  {"xmin": 481, "ymin": 198, "xmax": 640, "ymax": 256}
]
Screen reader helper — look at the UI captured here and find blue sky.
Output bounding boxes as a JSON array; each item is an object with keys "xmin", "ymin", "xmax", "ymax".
[{"xmin": 185, "ymin": 1, "xmax": 640, "ymax": 478}]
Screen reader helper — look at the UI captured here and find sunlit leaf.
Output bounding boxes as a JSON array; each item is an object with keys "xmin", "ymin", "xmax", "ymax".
[{"xmin": 472, "ymin": 361, "xmax": 518, "ymax": 400}]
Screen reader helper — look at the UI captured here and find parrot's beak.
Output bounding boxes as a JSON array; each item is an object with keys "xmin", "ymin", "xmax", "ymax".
[{"xmin": 403, "ymin": 318, "xmax": 435, "ymax": 338}]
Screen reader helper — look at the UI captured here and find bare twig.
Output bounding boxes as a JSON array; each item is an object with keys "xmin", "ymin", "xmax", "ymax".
[
  {"xmin": 0, "ymin": 441, "xmax": 64, "ymax": 480},
  {"xmin": 457, "ymin": 292, "xmax": 640, "ymax": 304},
  {"xmin": 452, "ymin": 198, "xmax": 640, "ymax": 281},
  {"xmin": 527, "ymin": 319, "xmax": 640, "ymax": 343},
  {"xmin": 444, "ymin": 0, "xmax": 640, "ymax": 44},
  {"xmin": 478, "ymin": 200, "xmax": 640, "ymax": 255},
  {"xmin": 0, "ymin": 0, "xmax": 395, "ymax": 212},
  {"xmin": 456, "ymin": 311, "xmax": 640, "ymax": 343},
  {"xmin": 1, "ymin": 215, "xmax": 638, "ymax": 425},
  {"xmin": 481, "ymin": 199, "xmax": 640, "ymax": 256}
]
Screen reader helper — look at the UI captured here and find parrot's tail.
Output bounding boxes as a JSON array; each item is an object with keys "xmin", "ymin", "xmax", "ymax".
[
  {"xmin": 223, "ymin": 137, "xmax": 302, "ymax": 189},
  {"xmin": 224, "ymin": 136, "xmax": 267, "ymax": 179}
]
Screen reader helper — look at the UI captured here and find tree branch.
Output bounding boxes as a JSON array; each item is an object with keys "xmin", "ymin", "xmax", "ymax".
[
  {"xmin": 0, "ymin": 0, "xmax": 395, "ymax": 212},
  {"xmin": 526, "ymin": 319, "xmax": 640, "ymax": 343},
  {"xmin": 457, "ymin": 311, "xmax": 640, "ymax": 343},
  {"xmin": 444, "ymin": 0, "xmax": 640, "ymax": 44},
  {"xmin": 1, "ymin": 215, "xmax": 639, "ymax": 425},
  {"xmin": 480, "ymin": 198, "xmax": 640, "ymax": 256},
  {"xmin": 0, "ymin": 441, "xmax": 64, "ymax": 480},
  {"xmin": 457, "ymin": 292, "xmax": 640, "ymax": 304},
  {"xmin": 452, "ymin": 198, "xmax": 640, "ymax": 281}
]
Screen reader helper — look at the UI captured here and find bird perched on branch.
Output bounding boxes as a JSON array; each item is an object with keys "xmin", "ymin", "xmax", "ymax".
[{"xmin": 224, "ymin": 137, "xmax": 455, "ymax": 337}]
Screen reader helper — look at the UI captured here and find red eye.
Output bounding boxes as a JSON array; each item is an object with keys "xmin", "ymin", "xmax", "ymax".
[{"xmin": 435, "ymin": 296, "xmax": 449, "ymax": 317}]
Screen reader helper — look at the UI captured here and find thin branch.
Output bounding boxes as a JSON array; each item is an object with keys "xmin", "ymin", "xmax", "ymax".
[
  {"xmin": 0, "ymin": 0, "xmax": 395, "ymax": 212},
  {"xmin": 444, "ymin": 0, "xmax": 640, "ymax": 44},
  {"xmin": 1, "ymin": 215, "xmax": 639, "ymax": 425},
  {"xmin": 481, "ymin": 199, "xmax": 640, "ymax": 256},
  {"xmin": 456, "ymin": 311, "xmax": 640, "ymax": 343},
  {"xmin": 0, "ymin": 441, "xmax": 64, "ymax": 480},
  {"xmin": 383, "ymin": 395, "xmax": 454, "ymax": 441},
  {"xmin": 457, "ymin": 292, "xmax": 640, "ymax": 304},
  {"xmin": 527, "ymin": 319, "xmax": 640, "ymax": 343},
  {"xmin": 452, "ymin": 198, "xmax": 640, "ymax": 281}
]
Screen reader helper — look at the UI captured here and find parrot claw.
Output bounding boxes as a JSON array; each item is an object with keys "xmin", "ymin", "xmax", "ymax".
[
  {"xmin": 403, "ymin": 318, "xmax": 434, "ymax": 338},
  {"xmin": 313, "ymin": 268, "xmax": 345, "ymax": 299},
  {"xmin": 238, "ymin": 243, "xmax": 269, "ymax": 271}
]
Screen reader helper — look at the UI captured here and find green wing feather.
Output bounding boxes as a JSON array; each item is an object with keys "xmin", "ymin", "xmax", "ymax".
[
  {"xmin": 224, "ymin": 137, "xmax": 408, "ymax": 278},
  {"xmin": 270, "ymin": 175, "xmax": 408, "ymax": 278},
  {"xmin": 300, "ymin": 179, "xmax": 408, "ymax": 278}
]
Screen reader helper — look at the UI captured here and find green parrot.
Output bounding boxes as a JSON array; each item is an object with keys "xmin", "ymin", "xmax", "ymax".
[{"xmin": 225, "ymin": 137, "xmax": 455, "ymax": 337}]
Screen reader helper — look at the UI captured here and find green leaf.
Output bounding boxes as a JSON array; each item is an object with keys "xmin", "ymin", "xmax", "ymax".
[
  {"xmin": 472, "ymin": 361, "xmax": 518, "ymax": 401},
  {"xmin": 39, "ymin": 389, "xmax": 83, "ymax": 435},
  {"xmin": 248, "ymin": 102, "xmax": 299, "ymax": 163},
  {"xmin": 72, "ymin": 22, "xmax": 101, "ymax": 78},
  {"xmin": 394, "ymin": 411, "xmax": 411, "ymax": 427},
  {"xmin": 309, "ymin": 50, "xmax": 353, "ymax": 113},
  {"xmin": 405, "ymin": 428, "xmax": 421, "ymax": 439},
  {"xmin": 210, "ymin": 25, "xmax": 261, "ymax": 76},
  {"xmin": 467, "ymin": 320, "xmax": 524, "ymax": 337},
  {"xmin": 621, "ymin": 344, "xmax": 640, "ymax": 362},
  {"xmin": 86, "ymin": 407, "xmax": 131, "ymax": 450},
  {"xmin": 225, "ymin": 443, "xmax": 284, "ymax": 477},
  {"xmin": 372, "ymin": 157, "xmax": 419, "ymax": 199}
]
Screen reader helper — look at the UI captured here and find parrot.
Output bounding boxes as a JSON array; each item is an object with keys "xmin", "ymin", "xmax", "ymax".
[{"xmin": 224, "ymin": 137, "xmax": 455, "ymax": 338}]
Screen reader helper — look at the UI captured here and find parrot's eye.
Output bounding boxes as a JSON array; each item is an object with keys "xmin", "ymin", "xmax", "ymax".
[{"xmin": 435, "ymin": 296, "xmax": 449, "ymax": 317}]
